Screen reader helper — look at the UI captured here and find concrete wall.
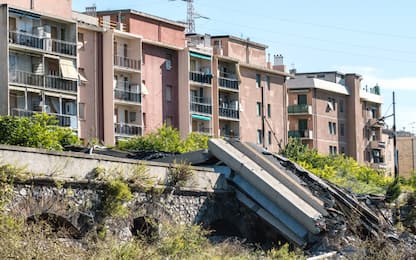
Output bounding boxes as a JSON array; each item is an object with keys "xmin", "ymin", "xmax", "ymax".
[
  {"xmin": 215, "ymin": 37, "xmax": 266, "ymax": 67},
  {"xmin": 397, "ymin": 136, "xmax": 416, "ymax": 178},
  {"xmin": 142, "ymin": 43, "xmax": 179, "ymax": 131},
  {"xmin": 0, "ymin": 144, "xmax": 227, "ymax": 191},
  {"xmin": 0, "ymin": 5, "xmax": 8, "ymax": 115},
  {"xmin": 178, "ymin": 49, "xmax": 190, "ymax": 138},
  {"xmin": 78, "ymin": 26, "xmax": 100, "ymax": 142},
  {"xmin": 0, "ymin": 0, "xmax": 72, "ymax": 19},
  {"xmin": 345, "ymin": 74, "xmax": 363, "ymax": 162},
  {"xmin": 102, "ymin": 30, "xmax": 115, "ymax": 145},
  {"xmin": 239, "ymin": 67, "xmax": 286, "ymax": 151}
]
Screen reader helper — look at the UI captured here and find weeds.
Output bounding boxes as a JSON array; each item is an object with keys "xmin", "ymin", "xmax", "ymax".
[{"xmin": 167, "ymin": 160, "xmax": 194, "ymax": 187}]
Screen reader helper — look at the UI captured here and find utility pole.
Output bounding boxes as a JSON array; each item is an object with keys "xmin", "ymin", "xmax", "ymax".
[{"xmin": 393, "ymin": 91, "xmax": 398, "ymax": 178}]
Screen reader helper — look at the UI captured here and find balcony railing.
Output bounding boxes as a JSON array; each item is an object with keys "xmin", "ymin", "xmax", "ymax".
[
  {"xmin": 51, "ymin": 38, "xmax": 77, "ymax": 56},
  {"xmin": 190, "ymin": 96, "xmax": 212, "ymax": 114},
  {"xmin": 189, "ymin": 71, "xmax": 212, "ymax": 84},
  {"xmin": 288, "ymin": 104, "xmax": 312, "ymax": 114},
  {"xmin": 114, "ymin": 123, "xmax": 143, "ymax": 136},
  {"xmin": 114, "ymin": 55, "xmax": 141, "ymax": 71},
  {"xmin": 219, "ymin": 72, "xmax": 238, "ymax": 90},
  {"xmin": 9, "ymin": 70, "xmax": 43, "ymax": 87},
  {"xmin": 288, "ymin": 129, "xmax": 313, "ymax": 139},
  {"xmin": 219, "ymin": 107, "xmax": 239, "ymax": 119},
  {"xmin": 114, "ymin": 89, "xmax": 141, "ymax": 104},
  {"xmin": 10, "ymin": 108, "xmax": 77, "ymax": 128},
  {"xmin": 46, "ymin": 75, "xmax": 77, "ymax": 92},
  {"xmin": 193, "ymin": 127, "xmax": 212, "ymax": 135},
  {"xmin": 9, "ymin": 31, "xmax": 76, "ymax": 56}
]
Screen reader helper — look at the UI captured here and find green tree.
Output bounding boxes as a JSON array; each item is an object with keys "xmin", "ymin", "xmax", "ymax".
[{"xmin": 0, "ymin": 114, "xmax": 79, "ymax": 150}]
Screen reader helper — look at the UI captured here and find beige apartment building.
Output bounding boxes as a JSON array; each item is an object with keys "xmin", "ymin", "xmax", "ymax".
[
  {"xmin": 287, "ymin": 71, "xmax": 388, "ymax": 170},
  {"xmin": 0, "ymin": 1, "xmax": 78, "ymax": 130}
]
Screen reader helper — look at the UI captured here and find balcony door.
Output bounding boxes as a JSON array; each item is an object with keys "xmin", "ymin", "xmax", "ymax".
[
  {"xmin": 298, "ymin": 119, "xmax": 308, "ymax": 131},
  {"xmin": 298, "ymin": 94, "xmax": 307, "ymax": 105}
]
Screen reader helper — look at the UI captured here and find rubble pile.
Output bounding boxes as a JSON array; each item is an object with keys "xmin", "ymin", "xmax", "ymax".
[{"xmin": 273, "ymin": 153, "xmax": 416, "ymax": 258}]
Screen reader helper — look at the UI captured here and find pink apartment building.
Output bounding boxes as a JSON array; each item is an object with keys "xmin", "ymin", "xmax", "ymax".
[
  {"xmin": 0, "ymin": 0, "xmax": 78, "ymax": 130},
  {"xmin": 287, "ymin": 71, "xmax": 388, "ymax": 170}
]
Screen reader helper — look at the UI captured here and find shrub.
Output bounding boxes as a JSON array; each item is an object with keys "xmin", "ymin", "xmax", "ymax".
[
  {"xmin": 167, "ymin": 161, "xmax": 194, "ymax": 187},
  {"xmin": 0, "ymin": 114, "xmax": 80, "ymax": 150},
  {"xmin": 118, "ymin": 124, "xmax": 209, "ymax": 153},
  {"xmin": 102, "ymin": 179, "xmax": 133, "ymax": 217}
]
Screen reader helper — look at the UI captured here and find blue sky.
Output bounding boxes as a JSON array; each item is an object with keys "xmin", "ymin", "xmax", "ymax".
[{"xmin": 73, "ymin": 0, "xmax": 416, "ymax": 132}]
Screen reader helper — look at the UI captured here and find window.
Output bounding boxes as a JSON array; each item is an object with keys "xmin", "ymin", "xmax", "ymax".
[
  {"xmin": 267, "ymin": 104, "xmax": 271, "ymax": 118},
  {"xmin": 328, "ymin": 122, "xmax": 337, "ymax": 135},
  {"xmin": 123, "ymin": 44, "xmax": 128, "ymax": 57},
  {"xmin": 77, "ymin": 32, "xmax": 84, "ymax": 49},
  {"xmin": 256, "ymin": 74, "xmax": 261, "ymax": 88},
  {"xmin": 166, "ymin": 53, "xmax": 172, "ymax": 70},
  {"xmin": 165, "ymin": 116, "xmax": 173, "ymax": 126},
  {"xmin": 79, "ymin": 103, "xmax": 85, "ymax": 120},
  {"xmin": 165, "ymin": 85, "xmax": 172, "ymax": 102},
  {"xmin": 341, "ymin": 146, "xmax": 345, "ymax": 154},
  {"xmin": 266, "ymin": 76, "xmax": 270, "ymax": 90},
  {"xmin": 256, "ymin": 102, "xmax": 262, "ymax": 117},
  {"xmin": 257, "ymin": 129, "xmax": 262, "ymax": 144},
  {"xmin": 328, "ymin": 97, "xmax": 336, "ymax": 111},
  {"xmin": 329, "ymin": 146, "xmax": 337, "ymax": 155},
  {"xmin": 339, "ymin": 99, "xmax": 344, "ymax": 112},
  {"xmin": 298, "ymin": 94, "xmax": 307, "ymax": 105},
  {"xmin": 129, "ymin": 111, "xmax": 137, "ymax": 123},
  {"xmin": 340, "ymin": 123, "xmax": 345, "ymax": 137},
  {"xmin": 268, "ymin": 131, "xmax": 272, "ymax": 145}
]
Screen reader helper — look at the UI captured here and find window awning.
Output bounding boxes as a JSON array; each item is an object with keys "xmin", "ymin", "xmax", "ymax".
[
  {"xmin": 141, "ymin": 83, "xmax": 149, "ymax": 95},
  {"xmin": 192, "ymin": 114, "xmax": 211, "ymax": 121},
  {"xmin": 190, "ymin": 52, "xmax": 211, "ymax": 60},
  {"xmin": 78, "ymin": 70, "xmax": 88, "ymax": 82},
  {"xmin": 10, "ymin": 8, "xmax": 41, "ymax": 20},
  {"xmin": 59, "ymin": 58, "xmax": 78, "ymax": 80},
  {"xmin": 326, "ymin": 101, "xmax": 334, "ymax": 112}
]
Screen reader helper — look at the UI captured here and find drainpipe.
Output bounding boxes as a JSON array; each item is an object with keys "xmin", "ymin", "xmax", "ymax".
[{"xmin": 261, "ymin": 85, "xmax": 265, "ymax": 148}]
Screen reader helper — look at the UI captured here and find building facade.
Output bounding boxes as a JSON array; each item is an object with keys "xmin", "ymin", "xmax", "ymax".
[
  {"xmin": 0, "ymin": 1, "xmax": 78, "ymax": 130},
  {"xmin": 397, "ymin": 131, "xmax": 416, "ymax": 178},
  {"xmin": 287, "ymin": 71, "xmax": 387, "ymax": 170}
]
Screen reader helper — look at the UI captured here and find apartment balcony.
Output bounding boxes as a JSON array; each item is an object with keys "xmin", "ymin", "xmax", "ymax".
[
  {"xmin": 114, "ymin": 123, "xmax": 143, "ymax": 137},
  {"xmin": 193, "ymin": 127, "xmax": 212, "ymax": 135},
  {"xmin": 288, "ymin": 104, "xmax": 312, "ymax": 114},
  {"xmin": 371, "ymin": 162, "xmax": 387, "ymax": 170},
  {"xmin": 114, "ymin": 89, "xmax": 141, "ymax": 104},
  {"xmin": 189, "ymin": 71, "xmax": 212, "ymax": 84},
  {"xmin": 368, "ymin": 141, "xmax": 386, "ymax": 149},
  {"xmin": 190, "ymin": 96, "xmax": 212, "ymax": 114},
  {"xmin": 368, "ymin": 118, "xmax": 383, "ymax": 128},
  {"xmin": 114, "ymin": 55, "xmax": 141, "ymax": 71},
  {"xmin": 288, "ymin": 129, "xmax": 313, "ymax": 139},
  {"xmin": 220, "ymin": 131, "xmax": 240, "ymax": 139},
  {"xmin": 9, "ymin": 70, "xmax": 43, "ymax": 87},
  {"xmin": 9, "ymin": 31, "xmax": 76, "ymax": 56},
  {"xmin": 219, "ymin": 72, "xmax": 239, "ymax": 90},
  {"xmin": 10, "ymin": 108, "xmax": 77, "ymax": 128},
  {"xmin": 219, "ymin": 107, "xmax": 239, "ymax": 119},
  {"xmin": 46, "ymin": 75, "xmax": 77, "ymax": 93}
]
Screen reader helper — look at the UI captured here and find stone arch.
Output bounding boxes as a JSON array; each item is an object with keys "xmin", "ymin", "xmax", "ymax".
[
  {"xmin": 27, "ymin": 213, "xmax": 81, "ymax": 239},
  {"xmin": 9, "ymin": 186, "xmax": 95, "ymax": 237},
  {"xmin": 207, "ymin": 218, "xmax": 242, "ymax": 237},
  {"xmin": 131, "ymin": 216, "xmax": 159, "ymax": 242}
]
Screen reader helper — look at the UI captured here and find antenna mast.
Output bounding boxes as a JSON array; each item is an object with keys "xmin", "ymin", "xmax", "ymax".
[{"xmin": 170, "ymin": 0, "xmax": 208, "ymax": 33}]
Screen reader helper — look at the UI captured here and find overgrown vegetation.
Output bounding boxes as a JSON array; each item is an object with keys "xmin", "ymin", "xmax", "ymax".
[
  {"xmin": 167, "ymin": 160, "xmax": 194, "ymax": 187},
  {"xmin": 0, "ymin": 114, "xmax": 80, "ymax": 150},
  {"xmin": 280, "ymin": 138, "xmax": 393, "ymax": 195},
  {"xmin": 118, "ymin": 124, "xmax": 210, "ymax": 153}
]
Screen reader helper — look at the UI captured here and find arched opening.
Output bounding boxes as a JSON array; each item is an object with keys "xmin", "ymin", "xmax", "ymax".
[
  {"xmin": 208, "ymin": 219, "xmax": 242, "ymax": 238},
  {"xmin": 131, "ymin": 216, "xmax": 159, "ymax": 242},
  {"xmin": 27, "ymin": 213, "xmax": 81, "ymax": 239}
]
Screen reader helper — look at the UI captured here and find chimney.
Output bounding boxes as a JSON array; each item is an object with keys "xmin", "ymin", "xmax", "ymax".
[
  {"xmin": 85, "ymin": 4, "xmax": 97, "ymax": 17},
  {"xmin": 267, "ymin": 53, "xmax": 271, "ymax": 69},
  {"xmin": 272, "ymin": 54, "xmax": 285, "ymax": 72}
]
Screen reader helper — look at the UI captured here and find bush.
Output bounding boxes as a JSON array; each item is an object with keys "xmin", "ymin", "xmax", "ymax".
[
  {"xmin": 103, "ymin": 179, "xmax": 133, "ymax": 217},
  {"xmin": 280, "ymin": 138, "xmax": 393, "ymax": 195},
  {"xmin": 167, "ymin": 161, "xmax": 194, "ymax": 187},
  {"xmin": 118, "ymin": 124, "xmax": 209, "ymax": 153},
  {"xmin": 0, "ymin": 114, "xmax": 80, "ymax": 150}
]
